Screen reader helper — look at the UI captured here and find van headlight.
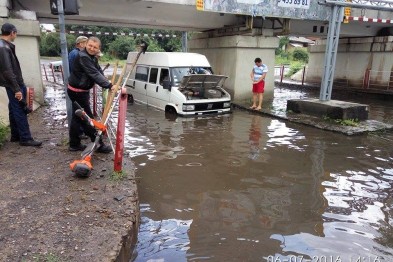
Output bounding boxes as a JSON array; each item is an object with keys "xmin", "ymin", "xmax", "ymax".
[
  {"xmin": 223, "ymin": 102, "xmax": 231, "ymax": 108},
  {"xmin": 182, "ymin": 104, "xmax": 195, "ymax": 111}
]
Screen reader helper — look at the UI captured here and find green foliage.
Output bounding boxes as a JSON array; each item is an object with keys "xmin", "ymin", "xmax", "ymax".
[
  {"xmin": 275, "ymin": 55, "xmax": 290, "ymax": 65},
  {"xmin": 322, "ymin": 115, "xmax": 359, "ymax": 127},
  {"xmin": 275, "ymin": 36, "xmax": 289, "ymax": 56},
  {"xmin": 110, "ymin": 170, "xmax": 127, "ymax": 181},
  {"xmin": 286, "ymin": 61, "xmax": 304, "ymax": 77},
  {"xmin": 31, "ymin": 252, "xmax": 63, "ymax": 262},
  {"xmin": 40, "ymin": 25, "xmax": 183, "ymax": 58},
  {"xmin": 0, "ymin": 118, "xmax": 9, "ymax": 148},
  {"xmin": 336, "ymin": 118, "xmax": 359, "ymax": 127},
  {"xmin": 39, "ymin": 32, "xmax": 76, "ymax": 57},
  {"xmin": 107, "ymin": 37, "xmax": 136, "ymax": 59},
  {"xmin": 291, "ymin": 48, "xmax": 309, "ymax": 63}
]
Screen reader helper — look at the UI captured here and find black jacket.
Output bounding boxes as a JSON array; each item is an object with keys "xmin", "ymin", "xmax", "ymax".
[
  {"xmin": 0, "ymin": 39, "xmax": 24, "ymax": 93},
  {"xmin": 68, "ymin": 49, "xmax": 112, "ymax": 90}
]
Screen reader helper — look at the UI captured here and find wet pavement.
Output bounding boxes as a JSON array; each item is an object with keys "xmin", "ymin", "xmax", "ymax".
[{"xmin": 126, "ymin": 86, "xmax": 393, "ymax": 261}]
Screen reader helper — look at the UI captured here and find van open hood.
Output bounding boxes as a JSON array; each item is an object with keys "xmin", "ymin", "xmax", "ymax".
[{"xmin": 179, "ymin": 74, "xmax": 228, "ymax": 90}]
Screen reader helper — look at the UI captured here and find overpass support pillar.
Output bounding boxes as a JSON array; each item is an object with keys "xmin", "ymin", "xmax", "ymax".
[
  {"xmin": 0, "ymin": 0, "xmax": 10, "ymax": 17},
  {"xmin": 0, "ymin": 16, "xmax": 43, "ymax": 124},
  {"xmin": 189, "ymin": 32, "xmax": 279, "ymax": 103}
]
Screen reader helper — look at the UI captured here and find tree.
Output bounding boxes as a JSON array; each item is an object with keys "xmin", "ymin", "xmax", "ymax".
[
  {"xmin": 107, "ymin": 37, "xmax": 135, "ymax": 59},
  {"xmin": 39, "ymin": 32, "xmax": 75, "ymax": 57},
  {"xmin": 39, "ymin": 25, "xmax": 183, "ymax": 58},
  {"xmin": 292, "ymin": 48, "xmax": 309, "ymax": 63},
  {"xmin": 275, "ymin": 36, "xmax": 290, "ymax": 55}
]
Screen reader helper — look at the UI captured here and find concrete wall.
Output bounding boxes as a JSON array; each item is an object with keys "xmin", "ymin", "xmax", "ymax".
[
  {"xmin": 307, "ymin": 36, "xmax": 393, "ymax": 88},
  {"xmin": 0, "ymin": 18, "xmax": 43, "ymax": 125},
  {"xmin": 189, "ymin": 33, "xmax": 279, "ymax": 103}
]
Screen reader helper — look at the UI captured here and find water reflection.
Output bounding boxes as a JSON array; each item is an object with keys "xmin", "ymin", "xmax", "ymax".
[{"xmin": 127, "ymin": 93, "xmax": 393, "ymax": 261}]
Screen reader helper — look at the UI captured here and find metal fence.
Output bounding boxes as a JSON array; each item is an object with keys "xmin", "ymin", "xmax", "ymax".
[{"xmin": 274, "ymin": 65, "xmax": 393, "ymax": 91}]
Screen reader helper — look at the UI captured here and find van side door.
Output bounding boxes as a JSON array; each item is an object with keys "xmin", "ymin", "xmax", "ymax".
[
  {"xmin": 146, "ymin": 67, "xmax": 159, "ymax": 107},
  {"xmin": 130, "ymin": 65, "xmax": 149, "ymax": 103},
  {"xmin": 146, "ymin": 68, "xmax": 172, "ymax": 111},
  {"xmin": 157, "ymin": 68, "xmax": 172, "ymax": 104}
]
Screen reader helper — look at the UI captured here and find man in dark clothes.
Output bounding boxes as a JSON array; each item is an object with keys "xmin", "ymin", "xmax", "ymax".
[
  {"xmin": 67, "ymin": 36, "xmax": 114, "ymax": 153},
  {"xmin": 0, "ymin": 23, "xmax": 42, "ymax": 147},
  {"xmin": 68, "ymin": 36, "xmax": 88, "ymax": 73}
]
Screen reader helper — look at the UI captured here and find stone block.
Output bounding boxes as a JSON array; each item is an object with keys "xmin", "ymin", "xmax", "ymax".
[{"xmin": 287, "ymin": 98, "xmax": 369, "ymax": 121}]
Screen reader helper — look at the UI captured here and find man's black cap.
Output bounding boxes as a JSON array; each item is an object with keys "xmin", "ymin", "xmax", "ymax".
[{"xmin": 1, "ymin": 23, "xmax": 17, "ymax": 35}]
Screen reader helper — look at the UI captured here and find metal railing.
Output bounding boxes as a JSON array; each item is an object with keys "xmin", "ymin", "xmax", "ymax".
[
  {"xmin": 41, "ymin": 63, "xmax": 65, "ymax": 84},
  {"xmin": 275, "ymin": 65, "xmax": 393, "ymax": 91}
]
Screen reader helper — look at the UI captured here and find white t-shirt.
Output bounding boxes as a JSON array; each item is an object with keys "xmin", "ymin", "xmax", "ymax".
[{"xmin": 253, "ymin": 64, "xmax": 268, "ymax": 82}]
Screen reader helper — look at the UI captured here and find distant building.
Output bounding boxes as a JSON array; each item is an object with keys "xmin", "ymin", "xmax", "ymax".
[{"xmin": 280, "ymin": 36, "xmax": 316, "ymax": 52}]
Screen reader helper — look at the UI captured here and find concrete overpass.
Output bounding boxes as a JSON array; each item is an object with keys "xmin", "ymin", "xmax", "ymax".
[
  {"xmin": 1, "ymin": 0, "xmax": 393, "ymax": 121},
  {"xmin": 5, "ymin": 0, "xmax": 392, "ymax": 36}
]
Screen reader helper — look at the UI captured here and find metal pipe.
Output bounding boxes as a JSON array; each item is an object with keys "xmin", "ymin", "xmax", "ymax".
[
  {"xmin": 50, "ymin": 64, "xmax": 56, "ymax": 83},
  {"xmin": 57, "ymin": 0, "xmax": 73, "ymax": 128},
  {"xmin": 93, "ymin": 85, "xmax": 97, "ymax": 117},
  {"xmin": 280, "ymin": 65, "xmax": 284, "ymax": 84},
  {"xmin": 43, "ymin": 64, "xmax": 48, "ymax": 81}
]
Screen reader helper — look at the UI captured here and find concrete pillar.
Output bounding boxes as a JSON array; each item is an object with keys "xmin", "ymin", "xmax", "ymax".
[
  {"xmin": 0, "ymin": 0, "xmax": 10, "ymax": 18},
  {"xmin": 0, "ymin": 16, "xmax": 43, "ymax": 125},
  {"xmin": 189, "ymin": 32, "xmax": 279, "ymax": 103}
]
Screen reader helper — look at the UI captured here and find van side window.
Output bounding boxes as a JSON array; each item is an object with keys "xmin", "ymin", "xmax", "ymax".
[
  {"xmin": 135, "ymin": 66, "xmax": 149, "ymax": 82},
  {"xmin": 159, "ymin": 68, "xmax": 170, "ymax": 85},
  {"xmin": 149, "ymin": 68, "xmax": 159, "ymax": 84}
]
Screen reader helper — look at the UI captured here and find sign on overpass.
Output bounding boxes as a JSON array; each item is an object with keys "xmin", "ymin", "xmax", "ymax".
[{"xmin": 198, "ymin": 0, "xmax": 331, "ymax": 21}]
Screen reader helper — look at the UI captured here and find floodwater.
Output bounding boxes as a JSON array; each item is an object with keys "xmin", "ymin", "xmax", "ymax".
[{"xmin": 126, "ymin": 87, "xmax": 393, "ymax": 261}]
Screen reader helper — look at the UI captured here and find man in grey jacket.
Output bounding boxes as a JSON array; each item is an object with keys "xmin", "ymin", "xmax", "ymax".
[{"xmin": 0, "ymin": 23, "xmax": 42, "ymax": 147}]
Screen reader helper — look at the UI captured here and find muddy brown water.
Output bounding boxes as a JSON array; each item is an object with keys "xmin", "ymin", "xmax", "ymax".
[{"xmin": 127, "ymin": 88, "xmax": 393, "ymax": 261}]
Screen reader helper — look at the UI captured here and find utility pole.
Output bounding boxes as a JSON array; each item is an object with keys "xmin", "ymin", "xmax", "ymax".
[
  {"xmin": 319, "ymin": 4, "xmax": 343, "ymax": 101},
  {"xmin": 182, "ymin": 32, "xmax": 188, "ymax": 52},
  {"xmin": 319, "ymin": 0, "xmax": 393, "ymax": 101},
  {"xmin": 57, "ymin": 0, "xmax": 72, "ymax": 128}
]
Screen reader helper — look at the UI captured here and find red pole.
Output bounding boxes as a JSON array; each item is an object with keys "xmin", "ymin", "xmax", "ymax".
[
  {"xmin": 50, "ymin": 64, "xmax": 56, "ymax": 83},
  {"xmin": 363, "ymin": 69, "xmax": 370, "ymax": 89},
  {"xmin": 301, "ymin": 66, "xmax": 306, "ymax": 86},
  {"xmin": 27, "ymin": 87, "xmax": 34, "ymax": 110},
  {"xmin": 92, "ymin": 85, "xmax": 97, "ymax": 117},
  {"xmin": 60, "ymin": 65, "xmax": 64, "ymax": 83},
  {"xmin": 280, "ymin": 64, "xmax": 284, "ymax": 83},
  {"xmin": 43, "ymin": 64, "xmax": 48, "ymax": 81},
  {"xmin": 114, "ymin": 87, "xmax": 128, "ymax": 172}
]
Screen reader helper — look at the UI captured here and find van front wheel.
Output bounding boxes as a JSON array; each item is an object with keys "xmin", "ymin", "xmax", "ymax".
[
  {"xmin": 165, "ymin": 106, "xmax": 177, "ymax": 115},
  {"xmin": 127, "ymin": 94, "xmax": 134, "ymax": 104}
]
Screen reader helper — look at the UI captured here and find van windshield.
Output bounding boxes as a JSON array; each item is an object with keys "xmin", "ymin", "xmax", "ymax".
[{"xmin": 170, "ymin": 67, "xmax": 213, "ymax": 86}]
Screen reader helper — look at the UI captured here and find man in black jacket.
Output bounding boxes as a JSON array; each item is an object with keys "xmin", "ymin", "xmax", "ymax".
[
  {"xmin": 67, "ymin": 36, "xmax": 113, "ymax": 153},
  {"xmin": 0, "ymin": 23, "xmax": 42, "ymax": 147}
]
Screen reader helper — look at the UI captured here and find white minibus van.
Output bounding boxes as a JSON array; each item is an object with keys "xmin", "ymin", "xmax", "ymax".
[{"xmin": 125, "ymin": 52, "xmax": 231, "ymax": 116}]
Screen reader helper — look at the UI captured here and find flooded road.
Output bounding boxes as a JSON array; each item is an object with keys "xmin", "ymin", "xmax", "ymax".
[{"xmin": 127, "ymin": 88, "xmax": 393, "ymax": 261}]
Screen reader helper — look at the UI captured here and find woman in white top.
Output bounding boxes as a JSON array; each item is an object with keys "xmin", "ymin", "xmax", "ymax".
[{"xmin": 250, "ymin": 57, "xmax": 268, "ymax": 110}]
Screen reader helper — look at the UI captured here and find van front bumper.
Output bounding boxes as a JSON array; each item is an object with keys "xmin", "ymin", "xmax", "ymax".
[{"xmin": 179, "ymin": 101, "xmax": 232, "ymax": 116}]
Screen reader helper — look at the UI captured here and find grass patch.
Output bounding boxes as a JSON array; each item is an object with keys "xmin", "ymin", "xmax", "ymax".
[
  {"xmin": 30, "ymin": 253, "xmax": 63, "ymax": 262},
  {"xmin": 323, "ymin": 116, "xmax": 359, "ymax": 127},
  {"xmin": 0, "ymin": 118, "xmax": 10, "ymax": 148},
  {"xmin": 110, "ymin": 170, "xmax": 127, "ymax": 181},
  {"xmin": 285, "ymin": 61, "xmax": 304, "ymax": 77},
  {"xmin": 336, "ymin": 119, "xmax": 359, "ymax": 127}
]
